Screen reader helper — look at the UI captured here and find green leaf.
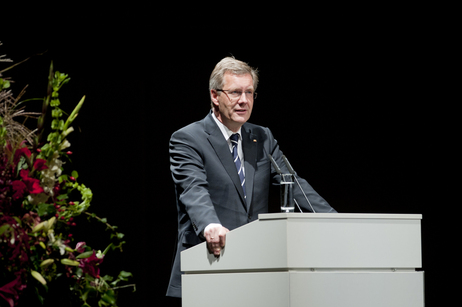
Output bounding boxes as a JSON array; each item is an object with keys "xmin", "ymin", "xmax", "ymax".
[
  {"xmin": 0, "ymin": 224, "xmax": 12, "ymax": 236},
  {"xmin": 51, "ymin": 119, "xmax": 60, "ymax": 129},
  {"xmin": 12, "ymin": 216, "xmax": 22, "ymax": 225},
  {"xmin": 102, "ymin": 274, "xmax": 114, "ymax": 282},
  {"xmin": 50, "ymin": 98, "xmax": 60, "ymax": 107},
  {"xmin": 71, "ymin": 170, "xmax": 79, "ymax": 179},
  {"xmin": 16, "ymin": 156, "xmax": 28, "ymax": 175},
  {"xmin": 0, "ymin": 78, "xmax": 10, "ymax": 90},
  {"xmin": 52, "ymin": 108, "xmax": 63, "ymax": 118},
  {"xmin": 101, "ymin": 289, "xmax": 116, "ymax": 305},
  {"xmin": 76, "ymin": 250, "xmax": 95, "ymax": 259},
  {"xmin": 102, "ymin": 243, "xmax": 113, "ymax": 255},
  {"xmin": 34, "ymin": 286, "xmax": 45, "ymax": 304},
  {"xmin": 118, "ymin": 271, "xmax": 133, "ymax": 281},
  {"xmin": 57, "ymin": 194, "xmax": 68, "ymax": 200},
  {"xmin": 37, "ymin": 203, "xmax": 55, "ymax": 216}
]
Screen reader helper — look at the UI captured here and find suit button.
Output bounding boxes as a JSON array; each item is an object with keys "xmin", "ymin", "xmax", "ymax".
[{"xmin": 248, "ymin": 215, "xmax": 252, "ymax": 220}]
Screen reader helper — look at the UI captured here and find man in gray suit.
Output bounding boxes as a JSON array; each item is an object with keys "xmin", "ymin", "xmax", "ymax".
[{"xmin": 166, "ymin": 57, "xmax": 336, "ymax": 298}]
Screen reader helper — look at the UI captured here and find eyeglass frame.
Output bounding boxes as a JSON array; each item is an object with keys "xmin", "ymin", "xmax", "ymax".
[{"xmin": 215, "ymin": 89, "xmax": 257, "ymax": 101}]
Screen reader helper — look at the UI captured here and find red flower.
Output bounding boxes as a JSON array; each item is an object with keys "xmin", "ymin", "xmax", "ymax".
[
  {"xmin": 0, "ymin": 215, "xmax": 30, "ymax": 263},
  {"xmin": 19, "ymin": 169, "xmax": 44, "ymax": 195},
  {"xmin": 33, "ymin": 159, "xmax": 48, "ymax": 171},
  {"xmin": 0, "ymin": 275, "xmax": 27, "ymax": 307},
  {"xmin": 11, "ymin": 181, "xmax": 27, "ymax": 201},
  {"xmin": 75, "ymin": 242, "xmax": 86, "ymax": 253},
  {"xmin": 78, "ymin": 251, "xmax": 104, "ymax": 278}
]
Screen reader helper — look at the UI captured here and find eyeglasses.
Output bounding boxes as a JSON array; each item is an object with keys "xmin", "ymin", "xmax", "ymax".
[{"xmin": 216, "ymin": 89, "xmax": 257, "ymax": 101}]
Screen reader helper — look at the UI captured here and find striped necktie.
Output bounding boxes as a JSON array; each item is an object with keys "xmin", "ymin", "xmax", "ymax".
[{"xmin": 230, "ymin": 133, "xmax": 246, "ymax": 199}]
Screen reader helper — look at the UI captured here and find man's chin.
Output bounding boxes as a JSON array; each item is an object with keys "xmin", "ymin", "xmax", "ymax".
[{"xmin": 233, "ymin": 113, "xmax": 251, "ymax": 124}]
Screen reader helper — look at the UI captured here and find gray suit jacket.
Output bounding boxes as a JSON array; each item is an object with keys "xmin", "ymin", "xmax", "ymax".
[{"xmin": 166, "ymin": 112, "xmax": 336, "ymax": 297}]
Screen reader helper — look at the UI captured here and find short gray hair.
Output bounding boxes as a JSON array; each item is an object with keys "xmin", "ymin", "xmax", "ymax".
[{"xmin": 209, "ymin": 57, "xmax": 259, "ymax": 92}]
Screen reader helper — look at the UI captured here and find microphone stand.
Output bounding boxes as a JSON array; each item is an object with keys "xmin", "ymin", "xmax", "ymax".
[
  {"xmin": 282, "ymin": 155, "xmax": 316, "ymax": 213},
  {"xmin": 267, "ymin": 153, "xmax": 299, "ymax": 213}
]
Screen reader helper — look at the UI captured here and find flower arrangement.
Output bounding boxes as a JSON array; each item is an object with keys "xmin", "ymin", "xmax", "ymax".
[{"xmin": 0, "ymin": 43, "xmax": 134, "ymax": 306}]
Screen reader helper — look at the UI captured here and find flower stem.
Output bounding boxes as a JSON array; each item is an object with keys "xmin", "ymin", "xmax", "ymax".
[{"xmin": 84, "ymin": 211, "xmax": 116, "ymax": 232}]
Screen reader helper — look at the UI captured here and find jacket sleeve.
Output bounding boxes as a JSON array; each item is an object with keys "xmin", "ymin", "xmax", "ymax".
[{"xmin": 169, "ymin": 128, "xmax": 222, "ymax": 236}]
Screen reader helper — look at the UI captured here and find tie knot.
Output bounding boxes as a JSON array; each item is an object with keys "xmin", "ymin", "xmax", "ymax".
[{"xmin": 230, "ymin": 133, "xmax": 240, "ymax": 143}]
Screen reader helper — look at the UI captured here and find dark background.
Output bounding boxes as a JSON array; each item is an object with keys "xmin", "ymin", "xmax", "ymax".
[{"xmin": 1, "ymin": 6, "xmax": 453, "ymax": 306}]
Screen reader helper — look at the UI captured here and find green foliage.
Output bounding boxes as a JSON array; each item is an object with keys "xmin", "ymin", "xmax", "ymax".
[
  {"xmin": 1, "ymin": 59, "xmax": 134, "ymax": 306},
  {"xmin": 0, "ymin": 77, "xmax": 10, "ymax": 91},
  {"xmin": 0, "ymin": 116, "xmax": 6, "ymax": 146}
]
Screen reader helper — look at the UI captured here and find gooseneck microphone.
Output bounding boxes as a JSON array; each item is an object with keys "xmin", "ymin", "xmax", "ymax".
[
  {"xmin": 264, "ymin": 147, "xmax": 314, "ymax": 212},
  {"xmin": 281, "ymin": 155, "xmax": 316, "ymax": 213}
]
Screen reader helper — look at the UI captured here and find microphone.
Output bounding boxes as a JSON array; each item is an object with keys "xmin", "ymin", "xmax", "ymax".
[
  {"xmin": 264, "ymin": 148, "xmax": 302, "ymax": 212},
  {"xmin": 282, "ymin": 155, "xmax": 316, "ymax": 213},
  {"xmin": 268, "ymin": 154, "xmax": 283, "ymax": 176}
]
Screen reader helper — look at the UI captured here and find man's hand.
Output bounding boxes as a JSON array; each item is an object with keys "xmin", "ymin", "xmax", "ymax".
[{"xmin": 204, "ymin": 224, "xmax": 229, "ymax": 257}]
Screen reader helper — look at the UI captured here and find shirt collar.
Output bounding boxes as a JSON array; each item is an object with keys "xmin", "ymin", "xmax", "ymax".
[{"xmin": 211, "ymin": 111, "xmax": 242, "ymax": 141}]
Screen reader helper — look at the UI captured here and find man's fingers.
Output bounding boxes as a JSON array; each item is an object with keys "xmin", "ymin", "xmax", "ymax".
[
  {"xmin": 219, "ymin": 234, "xmax": 226, "ymax": 247},
  {"xmin": 206, "ymin": 226, "xmax": 229, "ymax": 256},
  {"xmin": 220, "ymin": 227, "xmax": 229, "ymax": 247},
  {"xmin": 207, "ymin": 241, "xmax": 222, "ymax": 256},
  {"xmin": 204, "ymin": 224, "xmax": 222, "ymax": 243}
]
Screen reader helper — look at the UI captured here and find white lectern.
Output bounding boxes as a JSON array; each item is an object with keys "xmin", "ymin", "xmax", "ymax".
[{"xmin": 181, "ymin": 213, "xmax": 424, "ymax": 307}]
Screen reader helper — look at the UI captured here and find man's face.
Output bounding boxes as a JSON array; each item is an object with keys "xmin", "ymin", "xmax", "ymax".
[{"xmin": 211, "ymin": 72, "xmax": 255, "ymax": 132}]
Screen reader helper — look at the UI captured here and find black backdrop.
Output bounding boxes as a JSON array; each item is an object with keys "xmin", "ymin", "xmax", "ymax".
[{"xmin": 1, "ymin": 8, "xmax": 450, "ymax": 306}]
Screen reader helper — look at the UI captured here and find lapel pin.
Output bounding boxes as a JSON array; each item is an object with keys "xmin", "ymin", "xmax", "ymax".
[{"xmin": 253, "ymin": 139, "xmax": 257, "ymax": 143}]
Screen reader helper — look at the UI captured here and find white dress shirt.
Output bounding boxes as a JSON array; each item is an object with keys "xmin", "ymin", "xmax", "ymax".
[{"xmin": 211, "ymin": 111, "xmax": 245, "ymax": 176}]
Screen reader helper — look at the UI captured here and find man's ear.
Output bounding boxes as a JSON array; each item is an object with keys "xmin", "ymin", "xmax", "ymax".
[{"xmin": 210, "ymin": 89, "xmax": 220, "ymax": 107}]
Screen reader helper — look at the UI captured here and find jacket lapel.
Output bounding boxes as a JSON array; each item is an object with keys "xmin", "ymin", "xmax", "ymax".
[
  {"xmin": 204, "ymin": 114, "xmax": 247, "ymax": 208},
  {"xmin": 242, "ymin": 125, "xmax": 257, "ymax": 211}
]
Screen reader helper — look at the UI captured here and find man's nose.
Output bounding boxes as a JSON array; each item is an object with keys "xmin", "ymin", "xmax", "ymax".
[{"xmin": 237, "ymin": 92, "xmax": 249, "ymax": 103}]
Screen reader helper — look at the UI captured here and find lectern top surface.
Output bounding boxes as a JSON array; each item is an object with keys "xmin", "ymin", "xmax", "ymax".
[{"xmin": 258, "ymin": 213, "xmax": 422, "ymax": 220}]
